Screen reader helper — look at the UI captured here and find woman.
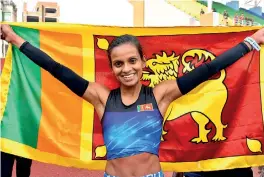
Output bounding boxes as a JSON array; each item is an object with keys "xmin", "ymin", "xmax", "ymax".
[{"xmin": 1, "ymin": 24, "xmax": 264, "ymax": 177}]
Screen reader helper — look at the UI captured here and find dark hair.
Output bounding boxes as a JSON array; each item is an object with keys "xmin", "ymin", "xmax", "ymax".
[{"xmin": 107, "ymin": 34, "xmax": 144, "ymax": 66}]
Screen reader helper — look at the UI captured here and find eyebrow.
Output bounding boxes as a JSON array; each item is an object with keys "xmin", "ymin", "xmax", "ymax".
[
  {"xmin": 112, "ymin": 60, "xmax": 123, "ymax": 64},
  {"xmin": 112, "ymin": 56, "xmax": 138, "ymax": 61},
  {"xmin": 129, "ymin": 56, "xmax": 138, "ymax": 58}
]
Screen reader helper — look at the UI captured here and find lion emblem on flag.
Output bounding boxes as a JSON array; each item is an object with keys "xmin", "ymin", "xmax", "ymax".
[{"xmin": 141, "ymin": 49, "xmax": 228, "ymax": 143}]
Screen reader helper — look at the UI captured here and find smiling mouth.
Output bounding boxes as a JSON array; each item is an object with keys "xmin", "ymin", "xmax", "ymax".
[{"xmin": 121, "ymin": 73, "xmax": 135, "ymax": 78}]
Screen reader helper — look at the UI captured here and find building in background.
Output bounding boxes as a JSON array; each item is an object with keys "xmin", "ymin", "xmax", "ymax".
[
  {"xmin": 1, "ymin": 0, "xmax": 17, "ymax": 22},
  {"xmin": 0, "ymin": 0, "xmax": 17, "ymax": 58},
  {"xmin": 23, "ymin": 1, "xmax": 60, "ymax": 22}
]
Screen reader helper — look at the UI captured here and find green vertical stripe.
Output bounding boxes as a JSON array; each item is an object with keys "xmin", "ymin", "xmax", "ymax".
[{"xmin": 1, "ymin": 26, "xmax": 41, "ymax": 148}]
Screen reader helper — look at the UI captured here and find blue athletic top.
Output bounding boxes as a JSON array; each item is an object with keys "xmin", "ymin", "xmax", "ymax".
[{"xmin": 102, "ymin": 85, "xmax": 163, "ymax": 160}]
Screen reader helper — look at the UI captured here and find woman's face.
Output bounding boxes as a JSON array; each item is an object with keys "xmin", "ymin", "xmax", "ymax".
[{"xmin": 110, "ymin": 43, "xmax": 145, "ymax": 87}]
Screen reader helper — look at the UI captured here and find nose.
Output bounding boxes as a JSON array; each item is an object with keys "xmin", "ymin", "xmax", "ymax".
[{"xmin": 122, "ymin": 63, "xmax": 132, "ymax": 73}]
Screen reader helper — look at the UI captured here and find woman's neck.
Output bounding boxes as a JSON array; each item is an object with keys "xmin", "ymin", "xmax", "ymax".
[{"xmin": 120, "ymin": 83, "xmax": 142, "ymax": 97}]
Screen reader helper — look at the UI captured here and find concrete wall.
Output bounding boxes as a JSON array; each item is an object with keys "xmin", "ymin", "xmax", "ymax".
[
  {"xmin": 129, "ymin": 0, "xmax": 144, "ymax": 27},
  {"xmin": 144, "ymin": 0, "xmax": 198, "ymax": 27},
  {"xmin": 200, "ymin": 12, "xmax": 220, "ymax": 26}
]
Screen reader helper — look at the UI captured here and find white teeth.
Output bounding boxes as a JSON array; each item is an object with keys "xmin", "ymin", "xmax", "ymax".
[{"xmin": 123, "ymin": 74, "xmax": 134, "ymax": 78}]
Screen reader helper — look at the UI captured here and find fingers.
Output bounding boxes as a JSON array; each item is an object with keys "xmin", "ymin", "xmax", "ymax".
[
  {"xmin": 0, "ymin": 24, "xmax": 8, "ymax": 40},
  {"xmin": 0, "ymin": 24, "xmax": 4, "ymax": 40},
  {"xmin": 1, "ymin": 34, "xmax": 5, "ymax": 40}
]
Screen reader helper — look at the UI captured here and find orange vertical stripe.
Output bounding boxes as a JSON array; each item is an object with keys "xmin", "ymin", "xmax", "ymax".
[{"xmin": 37, "ymin": 31, "xmax": 83, "ymax": 158}]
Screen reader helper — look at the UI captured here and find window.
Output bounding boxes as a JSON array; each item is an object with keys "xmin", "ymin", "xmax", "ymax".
[
  {"xmin": 27, "ymin": 16, "xmax": 39, "ymax": 22},
  {"xmin": 45, "ymin": 8, "xmax": 56, "ymax": 13},
  {"xmin": 3, "ymin": 12, "xmax": 11, "ymax": 22},
  {"xmin": 45, "ymin": 17, "xmax": 57, "ymax": 22}
]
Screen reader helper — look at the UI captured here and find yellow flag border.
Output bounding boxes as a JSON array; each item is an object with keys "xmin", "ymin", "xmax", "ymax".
[
  {"xmin": 3, "ymin": 22, "xmax": 262, "ymax": 36},
  {"xmin": 1, "ymin": 23, "xmax": 264, "ymax": 172},
  {"xmin": 0, "ymin": 44, "xmax": 13, "ymax": 122}
]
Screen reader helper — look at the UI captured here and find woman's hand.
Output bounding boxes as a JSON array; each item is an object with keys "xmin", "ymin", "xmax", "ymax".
[
  {"xmin": 251, "ymin": 27, "xmax": 264, "ymax": 45},
  {"xmin": 0, "ymin": 24, "xmax": 25, "ymax": 48}
]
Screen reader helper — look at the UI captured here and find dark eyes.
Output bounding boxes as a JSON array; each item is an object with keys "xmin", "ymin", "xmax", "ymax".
[
  {"xmin": 113, "ymin": 58, "xmax": 137, "ymax": 67},
  {"xmin": 114, "ymin": 61, "xmax": 122, "ymax": 67},
  {"xmin": 130, "ymin": 58, "xmax": 137, "ymax": 63}
]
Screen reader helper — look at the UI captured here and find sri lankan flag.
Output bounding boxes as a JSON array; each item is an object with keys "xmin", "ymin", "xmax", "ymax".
[{"xmin": 1, "ymin": 23, "xmax": 264, "ymax": 172}]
